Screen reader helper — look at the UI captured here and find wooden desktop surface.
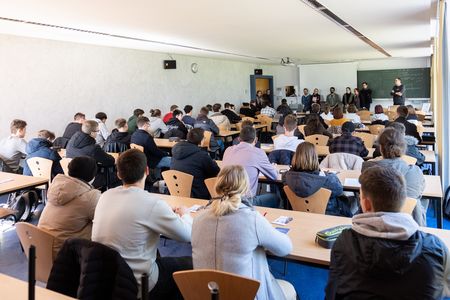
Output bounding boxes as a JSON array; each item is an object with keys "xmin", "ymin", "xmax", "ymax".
[
  {"xmin": 0, "ymin": 273, "xmax": 76, "ymax": 300},
  {"xmin": 0, "ymin": 172, "xmax": 48, "ymax": 195}
]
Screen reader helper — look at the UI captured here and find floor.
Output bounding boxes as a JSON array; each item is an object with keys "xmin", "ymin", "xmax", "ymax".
[{"xmin": 1, "ymin": 199, "xmax": 449, "ymax": 299}]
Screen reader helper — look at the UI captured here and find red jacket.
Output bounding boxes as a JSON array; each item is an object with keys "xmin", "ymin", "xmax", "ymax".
[{"xmin": 162, "ymin": 112, "xmax": 173, "ymax": 124}]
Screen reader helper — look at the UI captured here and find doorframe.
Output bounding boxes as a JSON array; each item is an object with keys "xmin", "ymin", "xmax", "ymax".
[{"xmin": 250, "ymin": 75, "xmax": 274, "ymax": 105}]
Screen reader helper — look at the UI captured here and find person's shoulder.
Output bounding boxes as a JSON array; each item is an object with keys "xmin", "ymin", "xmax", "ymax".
[{"xmin": 417, "ymin": 231, "xmax": 448, "ymax": 254}]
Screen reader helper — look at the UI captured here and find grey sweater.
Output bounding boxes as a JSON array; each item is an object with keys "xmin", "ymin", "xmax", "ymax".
[{"xmin": 192, "ymin": 204, "xmax": 292, "ymax": 300}]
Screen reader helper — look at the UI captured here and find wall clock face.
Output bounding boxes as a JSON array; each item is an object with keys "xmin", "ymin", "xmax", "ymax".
[{"xmin": 191, "ymin": 63, "xmax": 199, "ymax": 73}]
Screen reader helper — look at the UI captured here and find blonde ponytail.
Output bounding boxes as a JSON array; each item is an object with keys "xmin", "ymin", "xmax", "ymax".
[{"xmin": 212, "ymin": 165, "xmax": 250, "ymax": 217}]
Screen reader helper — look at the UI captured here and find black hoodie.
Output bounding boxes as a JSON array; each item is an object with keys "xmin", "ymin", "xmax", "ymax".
[
  {"xmin": 170, "ymin": 141, "xmax": 220, "ymax": 199},
  {"xmin": 66, "ymin": 131, "xmax": 114, "ymax": 167}
]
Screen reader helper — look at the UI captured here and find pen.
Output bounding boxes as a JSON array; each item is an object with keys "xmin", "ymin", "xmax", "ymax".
[{"xmin": 263, "ymin": 212, "xmax": 268, "ymax": 217}]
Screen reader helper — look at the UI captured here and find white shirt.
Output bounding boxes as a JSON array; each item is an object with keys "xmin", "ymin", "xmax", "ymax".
[
  {"xmin": 0, "ymin": 135, "xmax": 27, "ymax": 171},
  {"xmin": 372, "ymin": 113, "xmax": 389, "ymax": 122},
  {"xmin": 95, "ymin": 118, "xmax": 110, "ymax": 146},
  {"xmin": 344, "ymin": 113, "xmax": 361, "ymax": 124},
  {"xmin": 320, "ymin": 112, "xmax": 333, "ymax": 121},
  {"xmin": 274, "ymin": 135, "xmax": 303, "ymax": 152}
]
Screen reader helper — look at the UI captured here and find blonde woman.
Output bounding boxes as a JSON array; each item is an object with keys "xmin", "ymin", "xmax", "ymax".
[{"xmin": 192, "ymin": 165, "xmax": 296, "ymax": 300}]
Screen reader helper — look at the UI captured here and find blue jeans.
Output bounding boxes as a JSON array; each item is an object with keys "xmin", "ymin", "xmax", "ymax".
[
  {"xmin": 156, "ymin": 156, "xmax": 171, "ymax": 169},
  {"xmin": 252, "ymin": 193, "xmax": 279, "ymax": 208}
]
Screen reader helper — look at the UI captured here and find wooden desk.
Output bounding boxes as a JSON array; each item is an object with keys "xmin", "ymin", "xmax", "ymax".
[
  {"xmin": 154, "ymin": 138, "xmax": 178, "ymax": 149},
  {"xmin": 216, "ymin": 131, "xmax": 241, "ymax": 138},
  {"xmin": 0, "ymin": 273, "xmax": 75, "ymax": 299},
  {"xmin": 156, "ymin": 193, "xmax": 450, "ymax": 265},
  {"xmin": 58, "ymin": 149, "xmax": 118, "ymax": 162},
  {"xmin": 0, "ymin": 172, "xmax": 48, "ymax": 196}
]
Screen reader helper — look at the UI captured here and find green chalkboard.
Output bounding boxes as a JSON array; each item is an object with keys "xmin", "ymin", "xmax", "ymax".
[{"xmin": 357, "ymin": 68, "xmax": 430, "ymax": 99}]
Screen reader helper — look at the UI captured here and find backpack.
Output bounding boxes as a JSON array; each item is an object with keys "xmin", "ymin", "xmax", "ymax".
[
  {"xmin": 6, "ymin": 190, "xmax": 39, "ymax": 222},
  {"xmin": 444, "ymin": 185, "xmax": 450, "ymax": 220}
]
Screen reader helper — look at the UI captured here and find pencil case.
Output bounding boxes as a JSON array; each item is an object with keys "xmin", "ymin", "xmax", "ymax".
[{"xmin": 315, "ymin": 225, "xmax": 351, "ymax": 249}]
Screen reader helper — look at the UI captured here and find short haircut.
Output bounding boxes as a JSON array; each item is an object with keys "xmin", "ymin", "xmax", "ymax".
[
  {"xmin": 386, "ymin": 121, "xmax": 406, "ymax": 134},
  {"xmin": 74, "ymin": 113, "xmax": 85, "ymax": 121},
  {"xmin": 172, "ymin": 109, "xmax": 183, "ymax": 118},
  {"xmin": 117, "ymin": 149, "xmax": 147, "ymax": 184},
  {"xmin": 149, "ymin": 109, "xmax": 161, "ymax": 117},
  {"xmin": 115, "ymin": 118, "xmax": 127, "ymax": 128},
  {"xmin": 362, "ymin": 81, "xmax": 368, "ymax": 85},
  {"xmin": 199, "ymin": 107, "xmax": 209, "ymax": 116},
  {"xmin": 81, "ymin": 120, "xmax": 98, "ymax": 135},
  {"xmin": 137, "ymin": 116, "xmax": 150, "ymax": 128},
  {"xmin": 379, "ymin": 128, "xmax": 406, "ymax": 158},
  {"xmin": 212, "ymin": 103, "xmax": 221, "ymax": 112},
  {"xmin": 333, "ymin": 106, "xmax": 344, "ymax": 119},
  {"xmin": 395, "ymin": 77, "xmax": 402, "ymax": 82},
  {"xmin": 284, "ymin": 114, "xmax": 298, "ymax": 131},
  {"xmin": 224, "ymin": 102, "xmax": 231, "ymax": 108},
  {"xmin": 396, "ymin": 106, "xmax": 408, "ymax": 118},
  {"xmin": 95, "ymin": 112, "xmax": 107, "ymax": 120},
  {"xmin": 311, "ymin": 103, "xmax": 321, "ymax": 114},
  {"xmin": 187, "ymin": 128, "xmax": 204, "ymax": 145},
  {"xmin": 342, "ymin": 121, "xmax": 355, "ymax": 133},
  {"xmin": 347, "ymin": 104, "xmax": 357, "ymax": 113},
  {"xmin": 68, "ymin": 156, "xmax": 97, "ymax": 183},
  {"xmin": 281, "ymin": 99, "xmax": 287, "ymax": 104},
  {"xmin": 242, "ymin": 102, "xmax": 250, "ymax": 106},
  {"xmin": 239, "ymin": 126, "xmax": 256, "ymax": 143},
  {"xmin": 359, "ymin": 165, "xmax": 406, "ymax": 212},
  {"xmin": 170, "ymin": 105, "xmax": 178, "ymax": 111},
  {"xmin": 133, "ymin": 109, "xmax": 144, "ymax": 117},
  {"xmin": 407, "ymin": 105, "xmax": 416, "ymax": 115},
  {"xmin": 183, "ymin": 105, "xmax": 193, "ymax": 114},
  {"xmin": 292, "ymin": 142, "xmax": 319, "ymax": 172},
  {"xmin": 37, "ymin": 130, "xmax": 55, "ymax": 140},
  {"xmin": 374, "ymin": 105, "xmax": 384, "ymax": 114},
  {"xmin": 262, "ymin": 101, "xmax": 270, "ymax": 108},
  {"xmin": 206, "ymin": 104, "xmax": 212, "ymax": 111},
  {"xmin": 241, "ymin": 119, "xmax": 254, "ymax": 127},
  {"xmin": 10, "ymin": 119, "xmax": 27, "ymax": 134}
]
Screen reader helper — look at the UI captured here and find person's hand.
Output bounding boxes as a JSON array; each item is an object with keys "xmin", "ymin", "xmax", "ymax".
[{"xmin": 174, "ymin": 206, "xmax": 189, "ymax": 216}]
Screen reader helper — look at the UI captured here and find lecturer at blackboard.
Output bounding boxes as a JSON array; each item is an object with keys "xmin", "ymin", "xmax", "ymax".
[{"xmin": 391, "ymin": 77, "xmax": 405, "ymax": 105}]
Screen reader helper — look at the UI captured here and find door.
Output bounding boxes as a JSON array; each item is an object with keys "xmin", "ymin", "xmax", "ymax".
[{"xmin": 250, "ymin": 75, "xmax": 274, "ymax": 106}]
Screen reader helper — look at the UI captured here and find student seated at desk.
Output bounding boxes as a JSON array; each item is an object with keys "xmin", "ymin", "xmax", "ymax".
[
  {"xmin": 194, "ymin": 107, "xmax": 221, "ymax": 153},
  {"xmin": 170, "ymin": 128, "xmax": 220, "ymax": 199},
  {"xmin": 221, "ymin": 102, "xmax": 242, "ymax": 124},
  {"xmin": 232, "ymin": 120, "xmax": 261, "ymax": 148},
  {"xmin": 182, "ymin": 105, "xmax": 196, "ymax": 127},
  {"xmin": 210, "ymin": 103, "xmax": 231, "ymax": 131},
  {"xmin": 38, "ymin": 156, "xmax": 100, "ymax": 258},
  {"xmin": 56, "ymin": 112, "xmax": 86, "ymax": 148},
  {"xmin": 320, "ymin": 104, "xmax": 333, "ymax": 121},
  {"xmin": 344, "ymin": 104, "xmax": 361, "ymax": 124},
  {"xmin": 274, "ymin": 114, "xmax": 304, "ymax": 152},
  {"xmin": 394, "ymin": 106, "xmax": 422, "ymax": 143},
  {"xmin": 162, "ymin": 104, "xmax": 178, "ymax": 124},
  {"xmin": 0, "ymin": 119, "xmax": 27, "ymax": 173},
  {"xmin": 371, "ymin": 105, "xmax": 389, "ymax": 124},
  {"xmin": 127, "ymin": 108, "xmax": 144, "ymax": 134},
  {"xmin": 326, "ymin": 166, "xmax": 450, "ymax": 299},
  {"xmin": 284, "ymin": 142, "xmax": 346, "ymax": 216},
  {"xmin": 302, "ymin": 103, "xmax": 329, "ymax": 129},
  {"xmin": 363, "ymin": 128, "xmax": 426, "ymax": 226},
  {"xmin": 23, "ymin": 130, "xmax": 63, "ymax": 178},
  {"xmin": 240, "ymin": 102, "xmax": 257, "ymax": 118},
  {"xmin": 149, "ymin": 109, "xmax": 169, "ymax": 138},
  {"xmin": 304, "ymin": 114, "xmax": 333, "ymax": 140},
  {"xmin": 192, "ymin": 165, "xmax": 297, "ymax": 300},
  {"xmin": 406, "ymin": 104, "xmax": 419, "ymax": 125},
  {"xmin": 260, "ymin": 100, "xmax": 277, "ymax": 118},
  {"xmin": 94, "ymin": 112, "xmax": 110, "ymax": 147},
  {"xmin": 92, "ymin": 149, "xmax": 192, "ymax": 299},
  {"xmin": 329, "ymin": 122, "xmax": 368, "ymax": 158},
  {"xmin": 329, "ymin": 106, "xmax": 349, "ymax": 128},
  {"xmin": 165, "ymin": 109, "xmax": 188, "ymax": 140},
  {"xmin": 103, "ymin": 118, "xmax": 131, "ymax": 152}
]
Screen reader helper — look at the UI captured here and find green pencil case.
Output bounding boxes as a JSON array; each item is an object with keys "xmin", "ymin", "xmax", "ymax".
[{"xmin": 315, "ymin": 225, "xmax": 351, "ymax": 249}]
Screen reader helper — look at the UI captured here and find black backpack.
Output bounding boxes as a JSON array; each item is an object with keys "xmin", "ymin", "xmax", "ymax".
[{"xmin": 6, "ymin": 190, "xmax": 39, "ymax": 222}]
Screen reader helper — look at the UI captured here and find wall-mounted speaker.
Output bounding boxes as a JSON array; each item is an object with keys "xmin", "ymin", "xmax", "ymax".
[
  {"xmin": 164, "ymin": 60, "xmax": 177, "ymax": 69},
  {"xmin": 254, "ymin": 69, "xmax": 263, "ymax": 75}
]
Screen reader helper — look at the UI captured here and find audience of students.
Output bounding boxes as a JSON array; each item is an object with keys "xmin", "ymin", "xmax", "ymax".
[
  {"xmin": 329, "ymin": 122, "xmax": 369, "ymax": 158},
  {"xmin": 92, "ymin": 149, "xmax": 192, "ymax": 299},
  {"xmin": 363, "ymin": 128, "xmax": 426, "ymax": 225},
  {"xmin": 62, "ymin": 112, "xmax": 85, "ymax": 141},
  {"xmin": 221, "ymin": 102, "xmax": 242, "ymax": 124},
  {"xmin": 127, "ymin": 108, "xmax": 144, "ymax": 134},
  {"xmin": 131, "ymin": 116, "xmax": 171, "ymax": 169},
  {"xmin": 148, "ymin": 109, "xmax": 169, "ymax": 138},
  {"xmin": 209, "ymin": 103, "xmax": 231, "ymax": 131},
  {"xmin": 240, "ymin": 102, "xmax": 256, "ymax": 118},
  {"xmin": 394, "ymin": 105, "xmax": 422, "ymax": 143},
  {"xmin": 260, "ymin": 101, "xmax": 276, "ymax": 118},
  {"xmin": 344, "ymin": 104, "xmax": 361, "ymax": 124},
  {"xmin": 304, "ymin": 114, "xmax": 333, "ymax": 139},
  {"xmin": 163, "ymin": 104, "xmax": 179, "ymax": 124},
  {"xmin": 371, "ymin": 105, "xmax": 389, "ymax": 123},
  {"xmin": 0, "ymin": 119, "xmax": 28, "ymax": 173},
  {"xmin": 194, "ymin": 107, "xmax": 221, "ymax": 152},
  {"xmin": 274, "ymin": 114, "xmax": 304, "ymax": 152},
  {"xmin": 170, "ymin": 128, "xmax": 220, "ymax": 199},
  {"xmin": 165, "ymin": 109, "xmax": 188, "ymax": 139},
  {"xmin": 182, "ymin": 105, "xmax": 196, "ymax": 127},
  {"xmin": 23, "ymin": 130, "xmax": 63, "ymax": 178},
  {"xmin": 103, "ymin": 118, "xmax": 131, "ymax": 152},
  {"xmin": 192, "ymin": 165, "xmax": 297, "ymax": 300},
  {"xmin": 94, "ymin": 112, "xmax": 110, "ymax": 146},
  {"xmin": 326, "ymin": 166, "xmax": 449, "ymax": 299},
  {"xmin": 284, "ymin": 142, "xmax": 345, "ymax": 216},
  {"xmin": 38, "ymin": 156, "xmax": 100, "ymax": 258}
]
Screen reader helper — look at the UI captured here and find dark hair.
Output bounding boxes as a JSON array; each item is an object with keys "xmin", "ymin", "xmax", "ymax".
[
  {"xmin": 311, "ymin": 103, "xmax": 321, "ymax": 114},
  {"xmin": 342, "ymin": 121, "xmax": 355, "ymax": 133},
  {"xmin": 212, "ymin": 103, "xmax": 221, "ymax": 112},
  {"xmin": 137, "ymin": 116, "xmax": 150, "ymax": 128},
  {"xmin": 396, "ymin": 106, "xmax": 408, "ymax": 118},
  {"xmin": 199, "ymin": 107, "xmax": 209, "ymax": 116},
  {"xmin": 347, "ymin": 104, "xmax": 357, "ymax": 113},
  {"xmin": 68, "ymin": 156, "xmax": 97, "ymax": 183},
  {"xmin": 150, "ymin": 109, "xmax": 161, "ymax": 117},
  {"xmin": 395, "ymin": 77, "xmax": 402, "ymax": 82},
  {"xmin": 206, "ymin": 104, "xmax": 212, "ymax": 111},
  {"xmin": 332, "ymin": 106, "xmax": 344, "ymax": 119},
  {"xmin": 330, "ymin": 87, "xmax": 335, "ymax": 91},
  {"xmin": 241, "ymin": 120, "xmax": 254, "ymax": 127},
  {"xmin": 170, "ymin": 105, "xmax": 178, "ymax": 111},
  {"xmin": 407, "ymin": 105, "xmax": 416, "ymax": 116},
  {"xmin": 184, "ymin": 105, "xmax": 193, "ymax": 114},
  {"xmin": 284, "ymin": 114, "xmax": 298, "ymax": 131},
  {"xmin": 172, "ymin": 109, "xmax": 183, "ymax": 118},
  {"xmin": 242, "ymin": 102, "xmax": 250, "ymax": 106},
  {"xmin": 117, "ymin": 149, "xmax": 147, "ymax": 184},
  {"xmin": 386, "ymin": 121, "xmax": 406, "ymax": 134},
  {"xmin": 187, "ymin": 128, "xmax": 204, "ymax": 145},
  {"xmin": 224, "ymin": 102, "xmax": 231, "ymax": 108},
  {"xmin": 362, "ymin": 81, "xmax": 368, "ymax": 85},
  {"xmin": 239, "ymin": 126, "xmax": 256, "ymax": 143},
  {"xmin": 74, "ymin": 112, "xmax": 85, "ymax": 121},
  {"xmin": 379, "ymin": 128, "xmax": 406, "ymax": 158},
  {"xmin": 133, "ymin": 109, "xmax": 144, "ymax": 117},
  {"xmin": 10, "ymin": 119, "xmax": 27, "ymax": 134},
  {"xmin": 281, "ymin": 99, "xmax": 287, "ymax": 104},
  {"xmin": 95, "ymin": 112, "xmax": 107, "ymax": 120},
  {"xmin": 374, "ymin": 105, "xmax": 384, "ymax": 114},
  {"xmin": 306, "ymin": 114, "xmax": 321, "ymax": 130},
  {"xmin": 359, "ymin": 165, "xmax": 406, "ymax": 212},
  {"xmin": 37, "ymin": 130, "xmax": 55, "ymax": 140},
  {"xmin": 115, "ymin": 118, "xmax": 127, "ymax": 128}
]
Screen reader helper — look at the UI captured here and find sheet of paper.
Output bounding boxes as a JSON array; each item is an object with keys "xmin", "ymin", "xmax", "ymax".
[
  {"xmin": 0, "ymin": 178, "xmax": 13, "ymax": 184},
  {"xmin": 344, "ymin": 178, "xmax": 360, "ymax": 188},
  {"xmin": 272, "ymin": 216, "xmax": 293, "ymax": 226},
  {"xmin": 275, "ymin": 227, "xmax": 290, "ymax": 234},
  {"xmin": 189, "ymin": 204, "xmax": 203, "ymax": 212}
]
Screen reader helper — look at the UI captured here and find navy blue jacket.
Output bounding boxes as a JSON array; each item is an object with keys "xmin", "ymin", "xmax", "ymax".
[
  {"xmin": 23, "ymin": 138, "xmax": 63, "ymax": 178},
  {"xmin": 194, "ymin": 115, "xmax": 220, "ymax": 152},
  {"xmin": 130, "ymin": 129, "xmax": 168, "ymax": 168}
]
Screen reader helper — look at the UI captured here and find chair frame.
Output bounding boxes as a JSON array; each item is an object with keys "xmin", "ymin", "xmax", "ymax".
[
  {"xmin": 162, "ymin": 170, "xmax": 194, "ymax": 197},
  {"xmin": 353, "ymin": 132, "xmax": 376, "ymax": 149},
  {"xmin": 283, "ymin": 186, "xmax": 331, "ymax": 214},
  {"xmin": 305, "ymin": 134, "xmax": 329, "ymax": 146},
  {"xmin": 204, "ymin": 177, "xmax": 219, "ymax": 199}
]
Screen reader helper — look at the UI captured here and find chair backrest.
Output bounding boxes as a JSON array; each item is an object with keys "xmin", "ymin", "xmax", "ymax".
[
  {"xmin": 235, "ymin": 122, "xmax": 243, "ymax": 131},
  {"xmin": 204, "ymin": 177, "xmax": 219, "ymax": 199},
  {"xmin": 369, "ymin": 124, "xmax": 385, "ymax": 135},
  {"xmin": 200, "ymin": 130, "xmax": 212, "ymax": 151},
  {"xmin": 357, "ymin": 110, "xmax": 372, "ymax": 121},
  {"xmin": 416, "ymin": 124, "xmax": 424, "ymax": 137},
  {"xmin": 416, "ymin": 113, "xmax": 426, "ymax": 122},
  {"xmin": 297, "ymin": 125, "xmax": 306, "ymax": 136},
  {"xmin": 162, "ymin": 170, "xmax": 194, "ymax": 197},
  {"xmin": 27, "ymin": 157, "xmax": 53, "ymax": 181},
  {"xmin": 241, "ymin": 117, "xmax": 254, "ymax": 123},
  {"xmin": 353, "ymin": 132, "xmax": 376, "ymax": 149},
  {"xmin": 400, "ymin": 197, "xmax": 417, "ymax": 215},
  {"xmin": 305, "ymin": 134, "xmax": 329, "ymax": 146},
  {"xmin": 388, "ymin": 105, "xmax": 400, "ymax": 112},
  {"xmin": 386, "ymin": 111, "xmax": 397, "ymax": 121},
  {"xmin": 15, "ymin": 223, "xmax": 56, "ymax": 283},
  {"xmin": 130, "ymin": 143, "xmax": 144, "ymax": 152},
  {"xmin": 283, "ymin": 186, "xmax": 331, "ymax": 214},
  {"xmin": 257, "ymin": 115, "xmax": 272, "ymax": 126},
  {"xmin": 59, "ymin": 158, "xmax": 72, "ymax": 176},
  {"xmin": 401, "ymin": 155, "xmax": 417, "ymax": 165},
  {"xmin": 173, "ymin": 269, "xmax": 260, "ymax": 300}
]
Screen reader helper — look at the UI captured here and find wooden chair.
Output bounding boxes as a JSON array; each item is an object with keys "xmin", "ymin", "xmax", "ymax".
[
  {"xmin": 204, "ymin": 177, "xmax": 219, "ymax": 199},
  {"xmin": 130, "ymin": 143, "xmax": 144, "ymax": 152},
  {"xmin": 305, "ymin": 134, "xmax": 329, "ymax": 146},
  {"xmin": 257, "ymin": 115, "xmax": 273, "ymax": 132},
  {"xmin": 353, "ymin": 132, "xmax": 376, "ymax": 149},
  {"xmin": 173, "ymin": 269, "xmax": 260, "ymax": 300},
  {"xmin": 386, "ymin": 111, "xmax": 397, "ymax": 121},
  {"xmin": 15, "ymin": 223, "xmax": 56, "ymax": 283},
  {"xmin": 400, "ymin": 197, "xmax": 417, "ymax": 215},
  {"xmin": 416, "ymin": 112, "xmax": 426, "ymax": 122},
  {"xmin": 369, "ymin": 125, "xmax": 385, "ymax": 135},
  {"xmin": 283, "ymin": 186, "xmax": 331, "ymax": 214},
  {"xmin": 162, "ymin": 170, "xmax": 194, "ymax": 197},
  {"xmin": 297, "ymin": 125, "xmax": 306, "ymax": 136},
  {"xmin": 27, "ymin": 157, "xmax": 52, "ymax": 182},
  {"xmin": 59, "ymin": 157, "xmax": 72, "ymax": 176},
  {"xmin": 401, "ymin": 155, "xmax": 417, "ymax": 165},
  {"xmin": 357, "ymin": 110, "xmax": 372, "ymax": 122},
  {"xmin": 235, "ymin": 122, "xmax": 243, "ymax": 131},
  {"xmin": 416, "ymin": 124, "xmax": 424, "ymax": 137},
  {"xmin": 201, "ymin": 131, "xmax": 212, "ymax": 151}
]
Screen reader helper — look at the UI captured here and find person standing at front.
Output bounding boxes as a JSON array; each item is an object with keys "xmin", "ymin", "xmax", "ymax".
[{"xmin": 391, "ymin": 78, "xmax": 405, "ymax": 105}]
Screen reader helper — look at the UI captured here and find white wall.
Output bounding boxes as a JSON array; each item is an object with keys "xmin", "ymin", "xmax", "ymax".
[{"xmin": 0, "ymin": 34, "xmax": 298, "ymax": 138}]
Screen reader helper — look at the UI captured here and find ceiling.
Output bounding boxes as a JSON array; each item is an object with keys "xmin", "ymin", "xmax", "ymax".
[{"xmin": 0, "ymin": 0, "xmax": 436, "ymax": 64}]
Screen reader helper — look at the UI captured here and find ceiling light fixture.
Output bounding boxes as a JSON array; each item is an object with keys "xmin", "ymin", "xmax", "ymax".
[{"xmin": 281, "ymin": 57, "xmax": 296, "ymax": 66}]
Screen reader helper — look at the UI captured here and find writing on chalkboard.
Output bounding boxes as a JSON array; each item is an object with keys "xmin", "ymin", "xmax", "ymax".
[{"xmin": 357, "ymin": 68, "xmax": 430, "ymax": 99}]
